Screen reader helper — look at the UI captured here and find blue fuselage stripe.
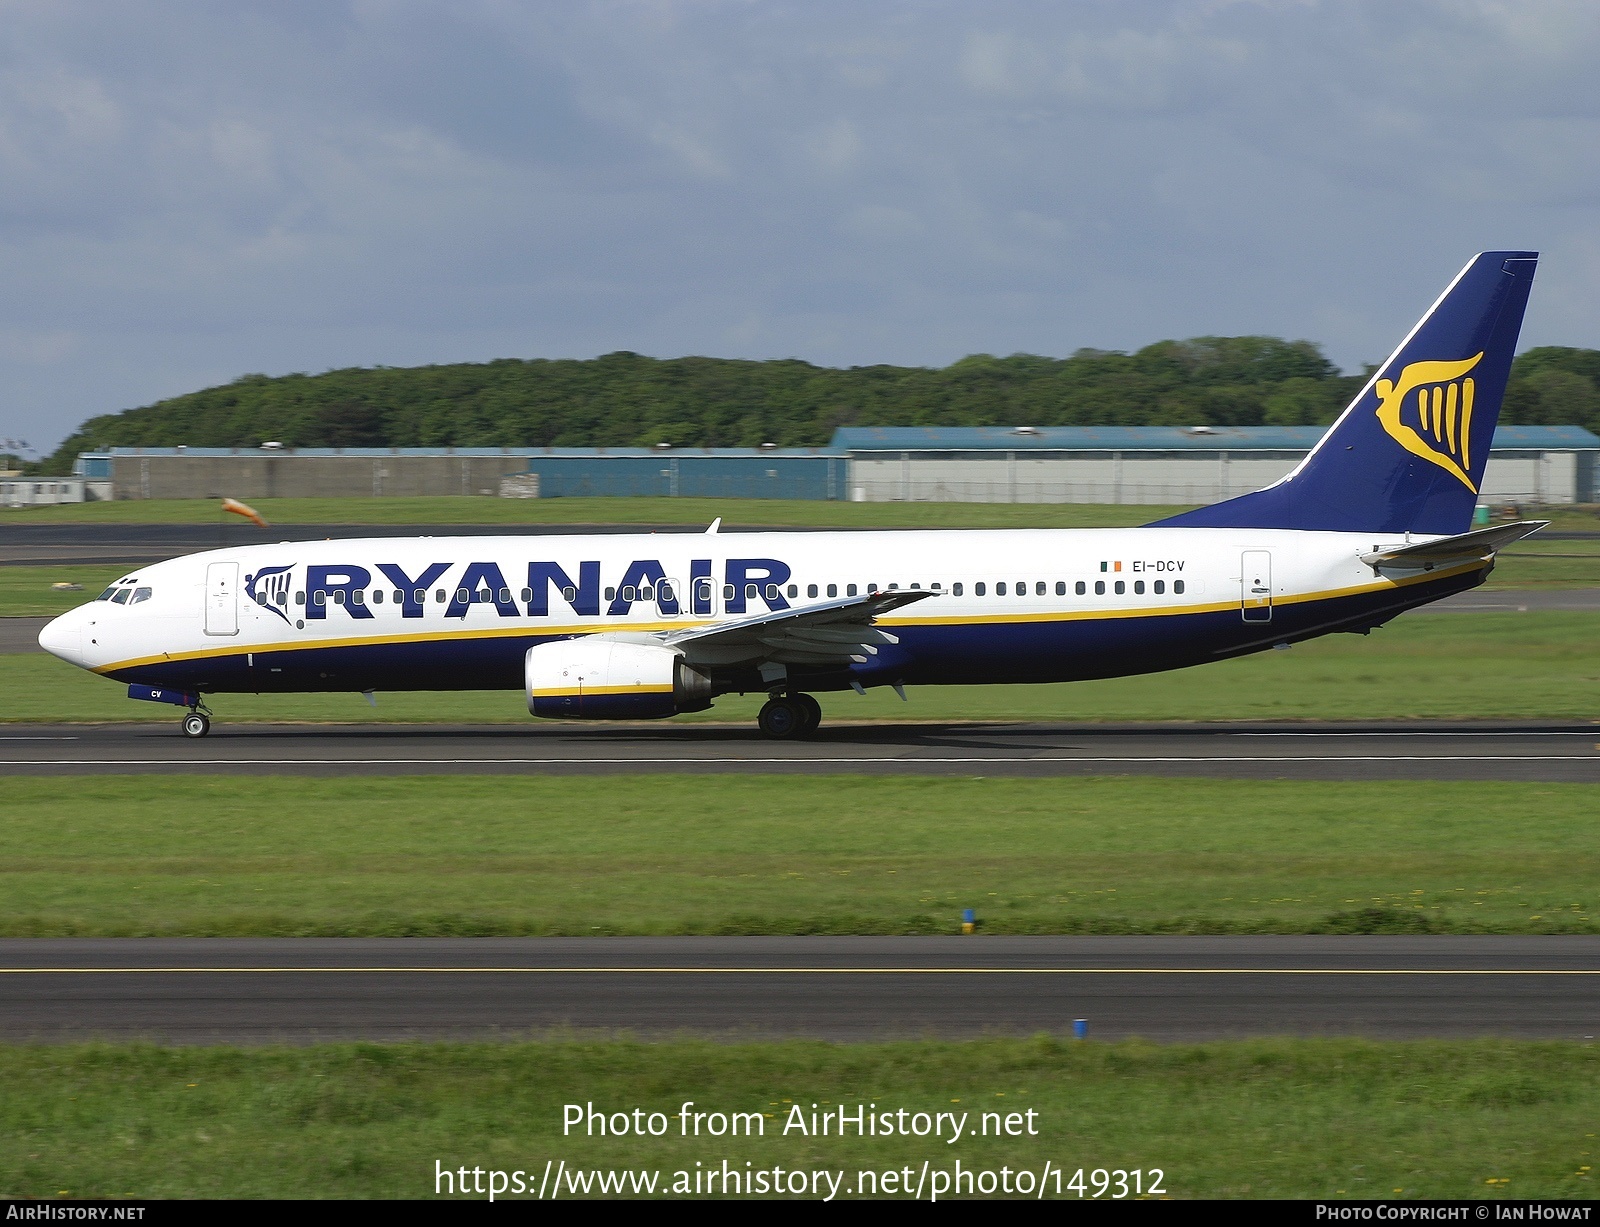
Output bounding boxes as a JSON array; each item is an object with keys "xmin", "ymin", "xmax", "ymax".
[{"xmin": 103, "ymin": 570, "xmax": 1480, "ymax": 695}]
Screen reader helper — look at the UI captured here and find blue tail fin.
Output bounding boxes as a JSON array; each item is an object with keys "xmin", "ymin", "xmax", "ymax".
[{"xmin": 1152, "ymin": 251, "xmax": 1538, "ymax": 534}]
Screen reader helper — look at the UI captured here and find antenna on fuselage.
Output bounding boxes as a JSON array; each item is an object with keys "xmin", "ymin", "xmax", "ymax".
[{"xmin": 706, "ymin": 517, "xmax": 721, "ymax": 534}]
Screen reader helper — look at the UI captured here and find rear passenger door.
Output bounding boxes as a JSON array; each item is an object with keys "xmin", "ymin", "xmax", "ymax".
[{"xmin": 1240, "ymin": 550, "xmax": 1272, "ymax": 623}]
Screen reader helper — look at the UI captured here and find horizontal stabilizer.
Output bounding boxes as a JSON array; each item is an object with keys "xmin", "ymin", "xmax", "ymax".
[{"xmin": 1359, "ymin": 520, "xmax": 1547, "ymax": 568}]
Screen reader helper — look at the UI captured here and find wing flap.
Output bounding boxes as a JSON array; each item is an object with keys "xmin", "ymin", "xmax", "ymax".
[{"xmin": 663, "ymin": 589, "xmax": 936, "ymax": 668}]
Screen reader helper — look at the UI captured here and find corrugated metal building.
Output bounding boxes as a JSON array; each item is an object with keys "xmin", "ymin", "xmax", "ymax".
[
  {"xmin": 72, "ymin": 445, "xmax": 848, "ymax": 502},
  {"xmin": 833, "ymin": 425, "xmax": 1600, "ymax": 505},
  {"xmin": 70, "ymin": 425, "xmax": 1599, "ymax": 504}
]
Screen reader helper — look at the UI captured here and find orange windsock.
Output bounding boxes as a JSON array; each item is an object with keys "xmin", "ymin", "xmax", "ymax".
[{"xmin": 221, "ymin": 498, "xmax": 269, "ymax": 529}]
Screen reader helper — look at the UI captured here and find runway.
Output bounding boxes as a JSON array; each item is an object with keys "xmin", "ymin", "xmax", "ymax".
[
  {"xmin": 2, "ymin": 936, "xmax": 1595, "ymax": 1044},
  {"xmin": 3, "ymin": 719, "xmax": 1598, "ymax": 780}
]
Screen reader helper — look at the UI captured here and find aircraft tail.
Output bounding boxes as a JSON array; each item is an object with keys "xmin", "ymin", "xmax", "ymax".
[{"xmin": 1151, "ymin": 251, "xmax": 1538, "ymax": 535}]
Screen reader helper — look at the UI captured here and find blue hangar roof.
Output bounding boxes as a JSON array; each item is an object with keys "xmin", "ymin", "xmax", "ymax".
[{"xmin": 829, "ymin": 425, "xmax": 1600, "ymax": 452}]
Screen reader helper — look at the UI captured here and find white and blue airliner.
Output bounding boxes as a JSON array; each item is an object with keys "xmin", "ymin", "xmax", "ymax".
[{"xmin": 39, "ymin": 251, "xmax": 1544, "ymax": 739}]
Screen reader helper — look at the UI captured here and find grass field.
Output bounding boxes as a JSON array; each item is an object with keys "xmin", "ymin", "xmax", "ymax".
[
  {"xmin": 2, "ymin": 1038, "xmax": 1596, "ymax": 1199},
  {"xmin": 1, "ymin": 495, "xmax": 1209, "ymax": 529},
  {"xmin": 2, "ymin": 610, "xmax": 1595, "ymax": 723},
  {"xmin": 5, "ymin": 494, "xmax": 1599, "ymax": 532},
  {"xmin": 3, "ymin": 775, "xmax": 1594, "ymax": 937}
]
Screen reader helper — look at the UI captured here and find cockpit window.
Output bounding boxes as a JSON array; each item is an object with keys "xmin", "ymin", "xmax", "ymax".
[
  {"xmin": 96, "ymin": 587, "xmax": 118, "ymax": 601},
  {"xmin": 110, "ymin": 587, "xmax": 132, "ymax": 604},
  {"xmin": 130, "ymin": 587, "xmax": 153, "ymax": 604}
]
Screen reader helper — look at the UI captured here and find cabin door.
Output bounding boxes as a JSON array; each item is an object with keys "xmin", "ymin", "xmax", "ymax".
[
  {"xmin": 205, "ymin": 562, "xmax": 240, "ymax": 636},
  {"xmin": 1240, "ymin": 550, "xmax": 1272, "ymax": 623}
]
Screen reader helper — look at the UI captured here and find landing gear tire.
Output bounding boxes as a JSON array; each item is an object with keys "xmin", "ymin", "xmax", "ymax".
[
  {"xmin": 181, "ymin": 712, "xmax": 210, "ymax": 739},
  {"xmin": 757, "ymin": 696, "xmax": 805, "ymax": 739},
  {"xmin": 792, "ymin": 693, "xmax": 822, "ymax": 736}
]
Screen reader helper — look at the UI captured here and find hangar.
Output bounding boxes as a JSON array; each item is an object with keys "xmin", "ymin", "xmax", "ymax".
[
  {"xmin": 834, "ymin": 425, "xmax": 1600, "ymax": 506},
  {"xmin": 68, "ymin": 424, "xmax": 1599, "ymax": 505}
]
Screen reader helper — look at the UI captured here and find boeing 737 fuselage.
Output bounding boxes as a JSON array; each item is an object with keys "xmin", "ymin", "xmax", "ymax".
[{"xmin": 38, "ymin": 251, "xmax": 1545, "ymax": 739}]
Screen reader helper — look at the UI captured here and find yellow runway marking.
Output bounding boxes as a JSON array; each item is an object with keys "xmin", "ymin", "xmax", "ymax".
[{"xmin": 2, "ymin": 967, "xmax": 1597, "ymax": 976}]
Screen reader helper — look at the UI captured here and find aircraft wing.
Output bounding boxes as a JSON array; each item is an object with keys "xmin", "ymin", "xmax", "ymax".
[
  {"xmin": 1359, "ymin": 520, "xmax": 1547, "ymax": 568},
  {"xmin": 662, "ymin": 589, "xmax": 937, "ymax": 666}
]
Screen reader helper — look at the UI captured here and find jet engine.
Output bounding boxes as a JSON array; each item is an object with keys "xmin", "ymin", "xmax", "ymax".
[{"xmin": 525, "ymin": 637, "xmax": 714, "ymax": 720}]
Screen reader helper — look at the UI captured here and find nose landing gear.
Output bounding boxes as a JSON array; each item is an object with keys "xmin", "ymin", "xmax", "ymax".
[
  {"xmin": 181, "ymin": 702, "xmax": 213, "ymax": 739},
  {"xmin": 757, "ymin": 692, "xmax": 822, "ymax": 739}
]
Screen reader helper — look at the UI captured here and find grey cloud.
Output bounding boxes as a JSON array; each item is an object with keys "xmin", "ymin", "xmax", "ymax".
[{"xmin": 1, "ymin": 0, "xmax": 1598, "ymax": 454}]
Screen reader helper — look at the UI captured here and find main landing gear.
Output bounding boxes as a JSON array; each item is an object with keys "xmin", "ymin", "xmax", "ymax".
[
  {"xmin": 757, "ymin": 692, "xmax": 822, "ymax": 740},
  {"xmin": 181, "ymin": 702, "xmax": 213, "ymax": 739}
]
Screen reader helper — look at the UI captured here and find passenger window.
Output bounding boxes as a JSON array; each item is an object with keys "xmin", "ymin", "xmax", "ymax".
[
  {"xmin": 499, "ymin": 588, "xmax": 512, "ymax": 604},
  {"xmin": 807, "ymin": 584, "xmax": 818, "ymax": 598},
  {"xmin": 315, "ymin": 591, "xmax": 327, "ymax": 606},
  {"xmin": 621, "ymin": 585, "xmax": 636, "ymax": 602},
  {"xmin": 1154, "ymin": 580, "xmax": 1165, "ymax": 594},
  {"xmin": 334, "ymin": 590, "xmax": 348, "ymax": 605},
  {"xmin": 1055, "ymin": 582, "xmax": 1066, "ymax": 596},
  {"xmin": 1114, "ymin": 580, "xmax": 1125, "ymax": 595},
  {"xmin": 412, "ymin": 590, "xmax": 423, "ymax": 605},
  {"xmin": 372, "ymin": 590, "xmax": 383, "ymax": 604},
  {"xmin": 605, "ymin": 587, "xmax": 617, "ymax": 601},
  {"xmin": 1094, "ymin": 581, "xmax": 1105, "ymax": 595},
  {"xmin": 952, "ymin": 582, "xmax": 963, "ymax": 596},
  {"xmin": 826, "ymin": 584, "xmax": 837, "ymax": 598},
  {"xmin": 1075, "ymin": 581, "xmax": 1086, "ymax": 595},
  {"xmin": 788, "ymin": 584, "xmax": 798, "ymax": 598},
  {"xmin": 562, "ymin": 586, "xmax": 577, "ymax": 601},
  {"xmin": 975, "ymin": 582, "xmax": 986, "ymax": 596},
  {"xmin": 1036, "ymin": 582, "xmax": 1046, "ymax": 596},
  {"xmin": 452, "ymin": 588, "xmax": 466, "ymax": 604},
  {"xmin": 887, "ymin": 582, "xmax": 898, "ymax": 590},
  {"xmin": 641, "ymin": 586, "xmax": 654, "ymax": 601},
  {"xmin": 910, "ymin": 582, "xmax": 921, "ymax": 590},
  {"xmin": 868, "ymin": 583, "xmax": 879, "ymax": 594},
  {"xmin": 394, "ymin": 590, "xmax": 404, "ymax": 604},
  {"xmin": 1017, "ymin": 581, "xmax": 1026, "ymax": 597},
  {"xmin": 520, "ymin": 588, "xmax": 532, "ymax": 603},
  {"xmin": 746, "ymin": 583, "xmax": 759, "ymax": 599},
  {"xmin": 846, "ymin": 584, "xmax": 857, "ymax": 596},
  {"xmin": 351, "ymin": 589, "xmax": 365, "ymax": 605},
  {"xmin": 296, "ymin": 591, "xmax": 305, "ymax": 606},
  {"xmin": 435, "ymin": 589, "xmax": 446, "ymax": 603},
  {"xmin": 997, "ymin": 582, "xmax": 1007, "ymax": 596},
  {"xmin": 1174, "ymin": 580, "xmax": 1185, "ymax": 594},
  {"xmin": 657, "ymin": 582, "xmax": 673, "ymax": 602},
  {"xmin": 765, "ymin": 584, "xmax": 778, "ymax": 600},
  {"xmin": 723, "ymin": 584, "xmax": 735, "ymax": 599},
  {"xmin": 1134, "ymin": 580, "xmax": 1144, "ymax": 595}
]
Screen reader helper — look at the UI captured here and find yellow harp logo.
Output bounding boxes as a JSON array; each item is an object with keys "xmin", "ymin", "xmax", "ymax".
[{"xmin": 1374, "ymin": 352, "xmax": 1484, "ymax": 491}]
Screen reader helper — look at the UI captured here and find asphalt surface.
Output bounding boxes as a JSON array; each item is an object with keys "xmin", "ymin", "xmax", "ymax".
[
  {"xmin": 3, "ymin": 719, "xmax": 1597, "ymax": 780},
  {"xmin": 2, "ymin": 936, "xmax": 1595, "ymax": 1044}
]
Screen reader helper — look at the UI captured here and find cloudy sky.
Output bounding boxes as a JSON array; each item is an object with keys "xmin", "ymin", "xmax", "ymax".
[{"xmin": 2, "ymin": 0, "xmax": 1597, "ymax": 454}]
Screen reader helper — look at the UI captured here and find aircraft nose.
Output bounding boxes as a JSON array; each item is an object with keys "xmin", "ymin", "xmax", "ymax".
[{"xmin": 38, "ymin": 610, "xmax": 83, "ymax": 665}]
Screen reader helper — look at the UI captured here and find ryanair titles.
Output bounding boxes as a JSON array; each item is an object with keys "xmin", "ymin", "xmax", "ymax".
[{"xmin": 251, "ymin": 557, "xmax": 794, "ymax": 621}]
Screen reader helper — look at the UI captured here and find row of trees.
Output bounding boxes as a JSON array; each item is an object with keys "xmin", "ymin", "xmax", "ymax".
[{"xmin": 40, "ymin": 338, "xmax": 1600, "ymax": 473}]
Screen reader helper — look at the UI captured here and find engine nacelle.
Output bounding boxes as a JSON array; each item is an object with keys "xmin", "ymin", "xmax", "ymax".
[{"xmin": 526, "ymin": 638, "xmax": 714, "ymax": 720}]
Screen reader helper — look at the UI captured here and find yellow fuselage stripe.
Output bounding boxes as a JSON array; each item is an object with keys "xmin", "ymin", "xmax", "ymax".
[{"xmin": 93, "ymin": 559, "xmax": 1487, "ymax": 676}]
